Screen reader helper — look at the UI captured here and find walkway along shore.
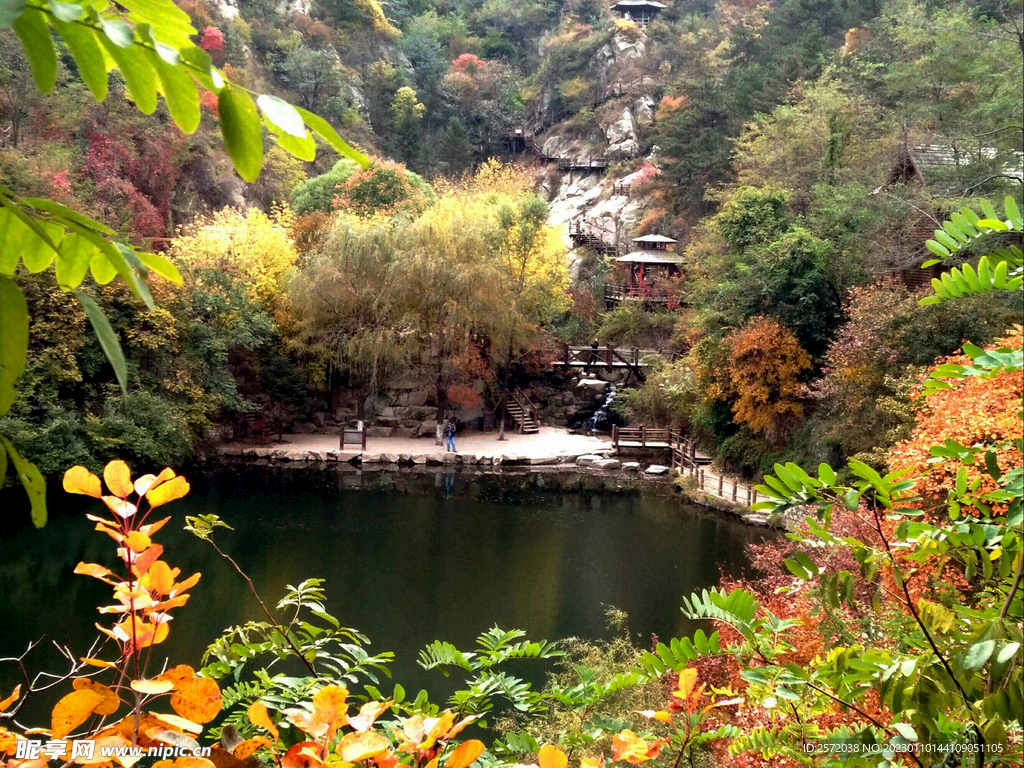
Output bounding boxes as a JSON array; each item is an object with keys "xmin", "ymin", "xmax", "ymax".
[{"xmin": 213, "ymin": 428, "xmax": 777, "ymax": 528}]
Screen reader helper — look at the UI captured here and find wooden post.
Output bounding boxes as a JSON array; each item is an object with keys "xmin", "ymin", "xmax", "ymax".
[
  {"xmin": 718, "ymin": 475, "xmax": 724, "ymax": 495},
  {"xmin": 606, "ymin": 344, "xmax": 614, "ymax": 367},
  {"xmin": 732, "ymin": 482, "xmax": 738, "ymax": 502},
  {"xmin": 361, "ymin": 423, "xmax": 366, "ymax": 451},
  {"xmin": 612, "ymin": 425, "xmax": 618, "ymax": 450},
  {"xmin": 564, "ymin": 343, "xmax": 570, "ymax": 367},
  {"xmin": 746, "ymin": 487, "xmax": 751, "ymax": 504},
  {"xmin": 640, "ymin": 426, "xmax": 646, "ymax": 448},
  {"xmin": 752, "ymin": 489, "xmax": 758, "ymax": 505},
  {"xmin": 632, "ymin": 346, "xmax": 639, "ymax": 365}
]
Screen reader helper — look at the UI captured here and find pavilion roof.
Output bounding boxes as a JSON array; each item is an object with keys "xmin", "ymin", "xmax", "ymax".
[
  {"xmin": 616, "ymin": 250, "xmax": 686, "ymax": 265},
  {"xmin": 612, "ymin": 0, "xmax": 667, "ymax": 7},
  {"xmin": 631, "ymin": 234, "xmax": 677, "ymax": 244}
]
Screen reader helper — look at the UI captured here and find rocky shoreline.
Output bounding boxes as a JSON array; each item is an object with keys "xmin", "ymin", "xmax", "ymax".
[{"xmin": 211, "ymin": 444, "xmax": 779, "ymax": 528}]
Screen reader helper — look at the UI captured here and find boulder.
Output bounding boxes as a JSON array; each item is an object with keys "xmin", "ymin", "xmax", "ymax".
[
  {"xmin": 382, "ymin": 453, "xmax": 401, "ymax": 464},
  {"xmin": 361, "ymin": 453, "xmax": 384, "ymax": 464},
  {"xmin": 394, "ymin": 426, "xmax": 418, "ymax": 438},
  {"xmin": 622, "ymin": 461, "xmax": 640, "ymax": 471},
  {"xmin": 312, "ymin": 412, "xmax": 327, "ymax": 428},
  {"xmin": 417, "ymin": 421, "xmax": 437, "ymax": 437},
  {"xmin": 529, "ymin": 456, "xmax": 560, "ymax": 465},
  {"xmin": 407, "ymin": 390, "xmax": 430, "ymax": 407},
  {"xmin": 577, "ymin": 378, "xmax": 609, "ymax": 396},
  {"xmin": 425, "ymin": 454, "xmax": 444, "ymax": 465},
  {"xmin": 592, "ymin": 458, "xmax": 621, "ymax": 470},
  {"xmin": 366, "ymin": 426, "xmax": 394, "ymax": 438},
  {"xmin": 576, "ymin": 455, "xmax": 603, "ymax": 467},
  {"xmin": 443, "ymin": 452, "xmax": 458, "ymax": 464},
  {"xmin": 645, "ymin": 465, "xmax": 670, "ymax": 476},
  {"xmin": 293, "ymin": 422, "xmax": 317, "ymax": 434}
]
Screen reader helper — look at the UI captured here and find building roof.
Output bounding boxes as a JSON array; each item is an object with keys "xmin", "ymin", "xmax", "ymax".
[
  {"xmin": 631, "ymin": 234, "xmax": 677, "ymax": 244},
  {"xmin": 617, "ymin": 250, "xmax": 686, "ymax": 265},
  {"xmin": 883, "ymin": 141, "xmax": 1024, "ymax": 188},
  {"xmin": 611, "ymin": 0, "xmax": 667, "ymax": 8}
]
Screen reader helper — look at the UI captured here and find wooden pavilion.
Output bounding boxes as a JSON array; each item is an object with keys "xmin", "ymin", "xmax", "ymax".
[
  {"xmin": 611, "ymin": 0, "xmax": 666, "ymax": 25},
  {"xmin": 606, "ymin": 234, "xmax": 683, "ymax": 304}
]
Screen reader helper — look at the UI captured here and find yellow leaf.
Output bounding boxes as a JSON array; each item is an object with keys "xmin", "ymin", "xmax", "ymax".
[
  {"xmin": 338, "ymin": 731, "xmax": 390, "ymax": 762},
  {"xmin": 282, "ymin": 742, "xmax": 325, "ymax": 768},
  {"xmin": 52, "ymin": 689, "xmax": 106, "ymax": 739},
  {"xmin": 72, "ymin": 679, "xmax": 121, "ymax": 715},
  {"xmin": 133, "ymin": 474, "xmax": 159, "ymax": 497},
  {"xmin": 64, "ymin": 466, "xmax": 102, "ymax": 498},
  {"xmin": 104, "ymin": 460, "xmax": 133, "ymax": 499},
  {"xmin": 348, "ymin": 700, "xmax": 391, "ymax": 732},
  {"xmin": 102, "ymin": 496, "xmax": 137, "ymax": 519},
  {"xmin": 0, "ymin": 685, "xmax": 20, "ymax": 712},
  {"xmin": 537, "ymin": 745, "xmax": 567, "ymax": 768},
  {"xmin": 132, "ymin": 679, "xmax": 175, "ymax": 695},
  {"xmin": 580, "ymin": 760, "xmax": 604, "ymax": 768},
  {"xmin": 126, "ymin": 531, "xmax": 151, "ymax": 553},
  {"xmin": 445, "ymin": 740, "xmax": 484, "ymax": 768},
  {"xmin": 149, "ymin": 712, "xmax": 202, "ymax": 735},
  {"xmin": 311, "ymin": 684, "xmax": 349, "ymax": 737},
  {"xmin": 170, "ymin": 678, "xmax": 221, "ymax": 724},
  {"xmin": 74, "ymin": 562, "xmax": 120, "ymax": 585},
  {"xmin": 157, "ymin": 666, "xmax": 196, "ymax": 691},
  {"xmin": 248, "ymin": 701, "xmax": 279, "ymax": 741},
  {"xmin": 672, "ymin": 668, "xmax": 698, "ymax": 701},
  {"xmin": 146, "ymin": 476, "xmax": 190, "ymax": 508},
  {"xmin": 636, "ymin": 710, "xmax": 672, "ymax": 724},
  {"xmin": 80, "ymin": 657, "xmax": 118, "ymax": 669},
  {"xmin": 233, "ymin": 737, "xmax": 272, "ymax": 760}
]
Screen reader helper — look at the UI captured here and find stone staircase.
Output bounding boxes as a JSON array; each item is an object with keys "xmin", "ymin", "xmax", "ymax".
[{"xmin": 506, "ymin": 388, "xmax": 540, "ymax": 434}]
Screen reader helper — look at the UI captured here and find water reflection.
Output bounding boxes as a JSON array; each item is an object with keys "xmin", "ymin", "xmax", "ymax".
[{"xmin": 0, "ymin": 466, "xmax": 769, "ymax": 720}]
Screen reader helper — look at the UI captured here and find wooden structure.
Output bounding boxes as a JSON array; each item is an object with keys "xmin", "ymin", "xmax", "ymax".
[
  {"xmin": 568, "ymin": 217, "xmax": 617, "ymax": 254},
  {"xmin": 611, "ymin": 0, "xmax": 666, "ymax": 25},
  {"xmin": 557, "ymin": 156, "xmax": 609, "ymax": 171},
  {"xmin": 611, "ymin": 427, "xmax": 763, "ymax": 508},
  {"xmin": 557, "ymin": 344, "xmax": 655, "ymax": 379},
  {"xmin": 504, "ymin": 387, "xmax": 540, "ymax": 434},
  {"xmin": 604, "ymin": 282, "xmax": 672, "ymax": 305},
  {"xmin": 340, "ymin": 422, "xmax": 367, "ymax": 450},
  {"xmin": 611, "ymin": 234, "xmax": 684, "ymax": 302}
]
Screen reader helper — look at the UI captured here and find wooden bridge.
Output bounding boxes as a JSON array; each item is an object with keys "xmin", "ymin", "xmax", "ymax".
[
  {"xmin": 603, "ymin": 282, "xmax": 673, "ymax": 306},
  {"xmin": 611, "ymin": 427, "xmax": 765, "ymax": 508},
  {"xmin": 555, "ymin": 344, "xmax": 658, "ymax": 381}
]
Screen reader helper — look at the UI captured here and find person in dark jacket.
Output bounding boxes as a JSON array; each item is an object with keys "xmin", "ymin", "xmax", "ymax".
[{"xmin": 444, "ymin": 419, "xmax": 457, "ymax": 452}]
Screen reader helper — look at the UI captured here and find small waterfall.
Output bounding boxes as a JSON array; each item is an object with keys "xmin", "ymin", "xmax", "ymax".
[{"xmin": 584, "ymin": 384, "xmax": 617, "ymax": 432}]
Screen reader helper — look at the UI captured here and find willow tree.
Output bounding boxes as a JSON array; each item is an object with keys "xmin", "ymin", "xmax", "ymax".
[
  {"xmin": 291, "ymin": 217, "xmax": 414, "ymax": 424},
  {"xmin": 402, "ymin": 197, "xmax": 502, "ymax": 443},
  {"xmin": 492, "ymin": 196, "xmax": 569, "ymax": 440}
]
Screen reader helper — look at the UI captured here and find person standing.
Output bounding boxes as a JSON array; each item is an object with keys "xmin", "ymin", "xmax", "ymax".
[{"xmin": 444, "ymin": 419, "xmax": 457, "ymax": 452}]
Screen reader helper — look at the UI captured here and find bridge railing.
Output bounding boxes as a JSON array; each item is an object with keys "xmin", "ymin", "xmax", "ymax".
[
  {"xmin": 612, "ymin": 426, "xmax": 672, "ymax": 448},
  {"xmin": 561, "ymin": 344, "xmax": 652, "ymax": 368},
  {"xmin": 604, "ymin": 283, "xmax": 671, "ymax": 303}
]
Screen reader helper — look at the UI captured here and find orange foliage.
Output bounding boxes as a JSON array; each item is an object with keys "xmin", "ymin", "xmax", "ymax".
[
  {"xmin": 888, "ymin": 325, "xmax": 1023, "ymax": 517},
  {"xmin": 728, "ymin": 318, "xmax": 811, "ymax": 442}
]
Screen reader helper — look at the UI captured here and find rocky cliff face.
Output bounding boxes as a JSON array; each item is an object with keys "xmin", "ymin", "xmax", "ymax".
[{"xmin": 533, "ymin": 29, "xmax": 660, "ymax": 272}]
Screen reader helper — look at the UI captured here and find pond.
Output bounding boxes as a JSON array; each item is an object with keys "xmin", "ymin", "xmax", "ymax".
[{"xmin": 0, "ymin": 465, "xmax": 770, "ymax": 718}]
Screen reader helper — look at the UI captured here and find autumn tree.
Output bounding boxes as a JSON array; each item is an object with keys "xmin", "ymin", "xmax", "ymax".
[
  {"xmin": 492, "ymin": 195, "xmax": 569, "ymax": 439},
  {"xmin": 291, "ymin": 216, "xmax": 415, "ymax": 423},
  {"xmin": 728, "ymin": 317, "xmax": 811, "ymax": 444}
]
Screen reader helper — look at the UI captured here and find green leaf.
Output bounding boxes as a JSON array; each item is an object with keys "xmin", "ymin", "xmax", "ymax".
[
  {"xmin": 21, "ymin": 220, "xmax": 63, "ymax": 272},
  {"xmin": 55, "ymin": 232, "xmax": 94, "ymax": 289},
  {"xmin": 99, "ymin": 34, "xmax": 158, "ymax": 114},
  {"xmin": 995, "ymin": 642, "xmax": 1020, "ymax": 664},
  {"xmin": 76, "ymin": 291, "xmax": 127, "ymax": 394},
  {"xmin": 148, "ymin": 48, "xmax": 200, "ymax": 133},
  {"xmin": 297, "ymin": 106, "xmax": 369, "ymax": 168},
  {"xmin": 963, "ymin": 639, "xmax": 996, "ymax": 671},
  {"xmin": 47, "ymin": 0, "xmax": 82, "ymax": 22},
  {"xmin": 13, "ymin": 8, "xmax": 57, "ymax": 93},
  {"xmin": 98, "ymin": 15, "xmax": 133, "ymax": 46},
  {"xmin": 1, "ymin": 436, "xmax": 46, "ymax": 527},
  {"xmin": 258, "ymin": 94, "xmax": 305, "ymax": 137},
  {"xmin": 23, "ymin": 197, "xmax": 114, "ymax": 234},
  {"xmin": 90, "ymin": 252, "xmax": 117, "ymax": 284},
  {"xmin": 1005, "ymin": 196, "xmax": 1022, "ymax": 228},
  {"xmin": 0, "ymin": 0, "xmax": 26, "ymax": 28},
  {"xmin": 219, "ymin": 85, "xmax": 264, "ymax": 182},
  {"xmin": 138, "ymin": 251, "xmax": 183, "ymax": 284},
  {"xmin": 817, "ymin": 463, "xmax": 836, "ymax": 486},
  {"xmin": 0, "ymin": 276, "xmax": 28, "ymax": 414},
  {"xmin": 892, "ymin": 723, "xmax": 917, "ymax": 742}
]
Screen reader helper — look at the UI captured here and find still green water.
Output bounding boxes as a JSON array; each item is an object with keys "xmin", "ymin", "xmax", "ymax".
[{"xmin": 0, "ymin": 465, "xmax": 768, "ymax": 716}]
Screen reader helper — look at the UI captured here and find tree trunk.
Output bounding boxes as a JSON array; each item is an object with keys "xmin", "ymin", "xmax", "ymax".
[{"xmin": 435, "ymin": 378, "xmax": 446, "ymax": 445}]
